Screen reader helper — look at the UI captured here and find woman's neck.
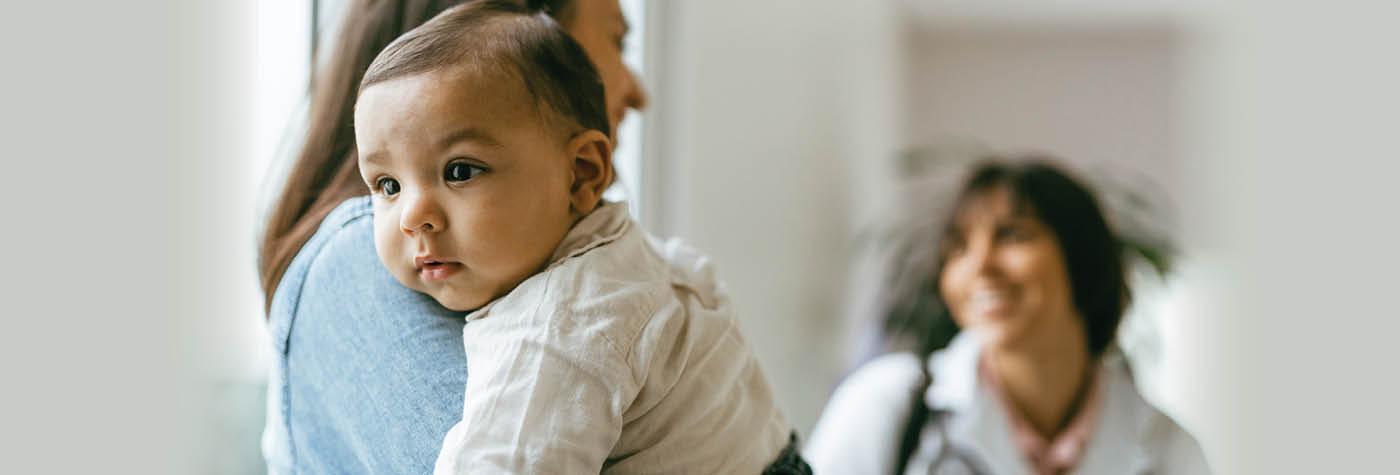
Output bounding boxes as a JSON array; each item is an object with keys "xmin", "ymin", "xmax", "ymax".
[{"xmin": 987, "ymin": 322, "xmax": 1093, "ymax": 439}]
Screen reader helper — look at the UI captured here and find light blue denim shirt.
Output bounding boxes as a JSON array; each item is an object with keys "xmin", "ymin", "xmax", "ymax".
[{"xmin": 262, "ymin": 196, "xmax": 467, "ymax": 474}]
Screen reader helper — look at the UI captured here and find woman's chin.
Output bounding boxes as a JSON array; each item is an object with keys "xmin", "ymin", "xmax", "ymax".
[
  {"xmin": 975, "ymin": 327, "xmax": 1011, "ymax": 350},
  {"xmin": 969, "ymin": 319, "xmax": 1028, "ymax": 352}
]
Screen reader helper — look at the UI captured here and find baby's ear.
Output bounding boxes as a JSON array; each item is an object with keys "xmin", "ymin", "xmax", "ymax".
[{"xmin": 566, "ymin": 129, "xmax": 613, "ymax": 216}]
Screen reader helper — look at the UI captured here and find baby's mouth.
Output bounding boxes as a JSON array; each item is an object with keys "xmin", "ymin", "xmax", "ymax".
[{"xmin": 415, "ymin": 256, "xmax": 464, "ymax": 282}]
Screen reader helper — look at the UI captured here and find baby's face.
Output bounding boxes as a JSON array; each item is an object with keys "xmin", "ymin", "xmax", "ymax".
[{"xmin": 355, "ymin": 69, "xmax": 576, "ymax": 311}]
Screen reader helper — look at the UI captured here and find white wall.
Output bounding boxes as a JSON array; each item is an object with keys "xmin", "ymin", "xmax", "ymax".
[
  {"xmin": 903, "ymin": 23, "xmax": 1180, "ymax": 191},
  {"xmin": 1171, "ymin": 3, "xmax": 1400, "ymax": 472},
  {"xmin": 650, "ymin": 0, "xmax": 905, "ymax": 434},
  {"xmin": 648, "ymin": 0, "xmax": 1190, "ymax": 440},
  {"xmin": 900, "ymin": 15, "xmax": 1210, "ymax": 449},
  {"xmin": 628, "ymin": 0, "xmax": 1400, "ymax": 471}
]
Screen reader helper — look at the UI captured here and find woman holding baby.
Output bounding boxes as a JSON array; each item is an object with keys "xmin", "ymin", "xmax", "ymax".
[{"xmin": 258, "ymin": 0, "xmax": 806, "ymax": 473}]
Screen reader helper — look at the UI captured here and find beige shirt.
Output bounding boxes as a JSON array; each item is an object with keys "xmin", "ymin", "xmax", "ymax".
[{"xmin": 434, "ymin": 202, "xmax": 790, "ymax": 474}]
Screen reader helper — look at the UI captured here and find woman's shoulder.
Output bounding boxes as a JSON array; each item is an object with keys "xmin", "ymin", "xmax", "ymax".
[
  {"xmin": 285, "ymin": 196, "xmax": 373, "ymax": 273},
  {"xmin": 319, "ymin": 195, "xmax": 374, "ymax": 231},
  {"xmin": 272, "ymin": 197, "xmax": 375, "ymax": 299},
  {"xmin": 842, "ymin": 352, "xmax": 927, "ymax": 394},
  {"xmin": 803, "ymin": 352, "xmax": 926, "ymax": 474},
  {"xmin": 1099, "ymin": 355, "xmax": 1212, "ymax": 474},
  {"xmin": 1136, "ymin": 401, "xmax": 1212, "ymax": 474},
  {"xmin": 270, "ymin": 197, "xmax": 433, "ymax": 323},
  {"xmin": 804, "ymin": 352, "xmax": 926, "ymax": 453},
  {"xmin": 1152, "ymin": 415, "xmax": 1211, "ymax": 474},
  {"xmin": 823, "ymin": 352, "xmax": 929, "ymax": 427},
  {"xmin": 305, "ymin": 196, "xmax": 375, "ymax": 262}
]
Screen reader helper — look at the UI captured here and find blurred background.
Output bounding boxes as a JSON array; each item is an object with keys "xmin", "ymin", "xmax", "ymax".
[
  {"xmin": 229, "ymin": 2, "xmax": 1223, "ymax": 473},
  {"xmin": 210, "ymin": 0, "xmax": 1392, "ymax": 473},
  {"xmin": 5, "ymin": 0, "xmax": 1395, "ymax": 473}
]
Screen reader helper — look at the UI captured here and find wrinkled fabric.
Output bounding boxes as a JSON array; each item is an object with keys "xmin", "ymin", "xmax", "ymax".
[{"xmin": 434, "ymin": 201, "xmax": 792, "ymax": 474}]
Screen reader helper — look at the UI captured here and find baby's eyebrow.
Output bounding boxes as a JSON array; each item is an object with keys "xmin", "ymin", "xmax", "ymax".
[
  {"xmin": 360, "ymin": 150, "xmax": 388, "ymax": 166},
  {"xmin": 437, "ymin": 126, "xmax": 502, "ymax": 149}
]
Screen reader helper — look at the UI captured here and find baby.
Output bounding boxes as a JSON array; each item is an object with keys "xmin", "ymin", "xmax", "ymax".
[{"xmin": 353, "ymin": 1, "xmax": 802, "ymax": 473}]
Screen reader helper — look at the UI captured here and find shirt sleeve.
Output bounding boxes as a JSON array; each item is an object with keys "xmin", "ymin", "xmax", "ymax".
[{"xmin": 434, "ymin": 296, "xmax": 638, "ymax": 474}]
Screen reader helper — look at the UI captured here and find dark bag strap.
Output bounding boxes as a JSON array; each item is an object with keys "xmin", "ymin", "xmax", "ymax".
[{"xmin": 893, "ymin": 358, "xmax": 933, "ymax": 475}]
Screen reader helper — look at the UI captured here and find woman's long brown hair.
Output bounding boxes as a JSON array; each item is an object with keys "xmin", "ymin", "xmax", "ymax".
[{"xmin": 258, "ymin": 0, "xmax": 467, "ymax": 313}]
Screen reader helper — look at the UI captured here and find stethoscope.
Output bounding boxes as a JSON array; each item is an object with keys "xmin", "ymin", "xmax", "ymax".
[{"xmin": 920, "ymin": 408, "xmax": 1162, "ymax": 475}]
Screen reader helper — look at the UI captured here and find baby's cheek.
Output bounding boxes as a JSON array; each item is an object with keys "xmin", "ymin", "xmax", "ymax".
[
  {"xmin": 371, "ymin": 218, "xmax": 396, "ymax": 262},
  {"xmin": 487, "ymin": 227, "xmax": 556, "ymax": 288},
  {"xmin": 371, "ymin": 216, "xmax": 413, "ymax": 285}
]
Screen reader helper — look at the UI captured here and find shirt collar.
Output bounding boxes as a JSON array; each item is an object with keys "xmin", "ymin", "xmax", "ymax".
[
  {"xmin": 923, "ymin": 334, "xmax": 1162, "ymax": 474},
  {"xmin": 547, "ymin": 200, "xmax": 631, "ymax": 265},
  {"xmin": 463, "ymin": 201, "xmax": 631, "ymax": 322},
  {"xmin": 978, "ymin": 353, "xmax": 1106, "ymax": 475},
  {"xmin": 924, "ymin": 332, "xmax": 985, "ymax": 412}
]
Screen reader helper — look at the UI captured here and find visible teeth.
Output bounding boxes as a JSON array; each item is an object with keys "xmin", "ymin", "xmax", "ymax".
[{"xmin": 970, "ymin": 290, "xmax": 1007, "ymax": 311}]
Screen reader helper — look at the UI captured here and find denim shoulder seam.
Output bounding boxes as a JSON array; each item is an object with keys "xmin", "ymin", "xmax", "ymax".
[
  {"xmin": 287, "ymin": 195, "xmax": 372, "ymax": 309},
  {"xmin": 267, "ymin": 196, "xmax": 371, "ymax": 474},
  {"xmin": 317, "ymin": 195, "xmax": 373, "ymax": 232},
  {"xmin": 270, "ymin": 196, "xmax": 373, "ymax": 354}
]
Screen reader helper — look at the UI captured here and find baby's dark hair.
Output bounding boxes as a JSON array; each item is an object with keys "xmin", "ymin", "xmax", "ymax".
[{"xmin": 358, "ymin": 0, "xmax": 609, "ymax": 138}]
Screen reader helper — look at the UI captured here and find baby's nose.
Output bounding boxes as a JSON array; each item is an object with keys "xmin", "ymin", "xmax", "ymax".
[{"xmin": 400, "ymin": 192, "xmax": 445, "ymax": 234}]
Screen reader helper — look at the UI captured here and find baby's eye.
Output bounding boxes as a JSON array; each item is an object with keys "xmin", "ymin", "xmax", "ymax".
[
  {"xmin": 376, "ymin": 177, "xmax": 401, "ymax": 196},
  {"xmin": 444, "ymin": 161, "xmax": 486, "ymax": 183}
]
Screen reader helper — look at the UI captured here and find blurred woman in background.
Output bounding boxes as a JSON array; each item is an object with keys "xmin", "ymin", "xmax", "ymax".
[{"xmin": 804, "ymin": 159, "xmax": 1209, "ymax": 474}]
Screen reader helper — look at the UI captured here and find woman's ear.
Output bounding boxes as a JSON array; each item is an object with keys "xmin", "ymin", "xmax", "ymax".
[{"xmin": 566, "ymin": 129, "xmax": 613, "ymax": 216}]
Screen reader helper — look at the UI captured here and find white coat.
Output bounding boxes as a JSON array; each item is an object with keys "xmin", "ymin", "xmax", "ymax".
[{"xmin": 804, "ymin": 333, "xmax": 1209, "ymax": 474}]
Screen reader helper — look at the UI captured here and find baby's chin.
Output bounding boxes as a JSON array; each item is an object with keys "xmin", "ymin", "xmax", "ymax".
[
  {"xmin": 395, "ymin": 274, "xmax": 491, "ymax": 312},
  {"xmin": 424, "ymin": 287, "xmax": 490, "ymax": 313},
  {"xmin": 394, "ymin": 265, "xmax": 532, "ymax": 313}
]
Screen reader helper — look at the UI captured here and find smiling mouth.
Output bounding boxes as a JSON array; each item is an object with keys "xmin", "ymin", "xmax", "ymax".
[{"xmin": 969, "ymin": 290, "xmax": 1014, "ymax": 317}]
